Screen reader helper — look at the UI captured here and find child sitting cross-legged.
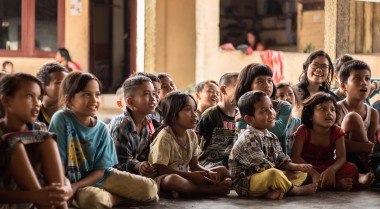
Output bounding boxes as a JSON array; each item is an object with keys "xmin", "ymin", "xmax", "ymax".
[
  {"xmin": 291, "ymin": 92, "xmax": 363, "ymax": 191},
  {"xmin": 149, "ymin": 91, "xmax": 231, "ymax": 198},
  {"xmin": 229, "ymin": 91, "xmax": 317, "ymax": 200}
]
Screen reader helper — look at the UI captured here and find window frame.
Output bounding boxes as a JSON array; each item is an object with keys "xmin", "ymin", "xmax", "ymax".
[{"xmin": 0, "ymin": 0, "xmax": 65, "ymax": 57}]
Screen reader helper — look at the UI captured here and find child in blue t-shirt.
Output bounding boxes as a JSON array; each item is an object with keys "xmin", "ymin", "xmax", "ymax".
[{"xmin": 49, "ymin": 72, "xmax": 158, "ymax": 208}]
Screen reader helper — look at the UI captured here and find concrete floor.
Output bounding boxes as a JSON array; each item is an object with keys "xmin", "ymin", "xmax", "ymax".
[{"xmin": 115, "ymin": 189, "xmax": 380, "ymax": 209}]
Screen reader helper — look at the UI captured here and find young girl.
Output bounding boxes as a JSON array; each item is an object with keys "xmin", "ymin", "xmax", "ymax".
[
  {"xmin": 276, "ymin": 82, "xmax": 302, "ymax": 155},
  {"xmin": 48, "ymin": 72, "xmax": 158, "ymax": 208},
  {"xmin": 293, "ymin": 50, "xmax": 336, "ymax": 102},
  {"xmin": 0, "ymin": 73, "xmax": 70, "ymax": 209},
  {"xmin": 235, "ymin": 63, "xmax": 291, "ymax": 153},
  {"xmin": 291, "ymin": 92, "xmax": 363, "ymax": 191},
  {"xmin": 149, "ymin": 91, "xmax": 231, "ymax": 197}
]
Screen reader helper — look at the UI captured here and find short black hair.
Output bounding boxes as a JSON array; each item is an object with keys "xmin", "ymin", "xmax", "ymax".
[
  {"xmin": 238, "ymin": 91, "xmax": 267, "ymax": 117},
  {"xmin": 301, "ymin": 92, "xmax": 339, "ymax": 129},
  {"xmin": 339, "ymin": 60, "xmax": 371, "ymax": 84},
  {"xmin": 131, "ymin": 72, "xmax": 160, "ymax": 83},
  {"xmin": 2, "ymin": 61, "xmax": 13, "ymax": 69},
  {"xmin": 194, "ymin": 80, "xmax": 219, "ymax": 93},
  {"xmin": 219, "ymin": 72, "xmax": 238, "ymax": 86},
  {"xmin": 157, "ymin": 73, "xmax": 171, "ymax": 80},
  {"xmin": 275, "ymin": 82, "xmax": 300, "ymax": 107},
  {"xmin": 36, "ymin": 62, "xmax": 67, "ymax": 86},
  {"xmin": 123, "ymin": 76, "xmax": 152, "ymax": 98},
  {"xmin": 334, "ymin": 54, "xmax": 353, "ymax": 75}
]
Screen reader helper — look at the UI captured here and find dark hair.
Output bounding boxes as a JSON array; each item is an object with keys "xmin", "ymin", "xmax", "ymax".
[
  {"xmin": 298, "ymin": 50, "xmax": 334, "ymax": 100},
  {"xmin": 2, "ymin": 61, "xmax": 13, "ymax": 69},
  {"xmin": 339, "ymin": 60, "xmax": 371, "ymax": 84},
  {"xmin": 276, "ymin": 82, "xmax": 300, "ymax": 107},
  {"xmin": 238, "ymin": 91, "xmax": 267, "ymax": 117},
  {"xmin": 59, "ymin": 72, "xmax": 102, "ymax": 108},
  {"xmin": 0, "ymin": 73, "xmax": 43, "ymax": 117},
  {"xmin": 36, "ymin": 62, "xmax": 67, "ymax": 86},
  {"xmin": 161, "ymin": 91, "xmax": 197, "ymax": 128},
  {"xmin": 301, "ymin": 92, "xmax": 339, "ymax": 129},
  {"xmin": 246, "ymin": 31, "xmax": 263, "ymax": 50},
  {"xmin": 157, "ymin": 73, "xmax": 171, "ymax": 80},
  {"xmin": 131, "ymin": 72, "xmax": 160, "ymax": 83},
  {"xmin": 122, "ymin": 75, "xmax": 152, "ymax": 98},
  {"xmin": 194, "ymin": 80, "xmax": 219, "ymax": 93},
  {"xmin": 234, "ymin": 63, "xmax": 273, "ymax": 103},
  {"xmin": 57, "ymin": 48, "xmax": 72, "ymax": 62},
  {"xmin": 334, "ymin": 54, "xmax": 353, "ymax": 75},
  {"xmin": 219, "ymin": 72, "xmax": 239, "ymax": 86}
]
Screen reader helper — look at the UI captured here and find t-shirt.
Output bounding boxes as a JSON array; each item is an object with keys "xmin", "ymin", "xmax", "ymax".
[
  {"xmin": 197, "ymin": 105, "xmax": 237, "ymax": 168},
  {"xmin": 49, "ymin": 110, "xmax": 118, "ymax": 186},
  {"xmin": 149, "ymin": 126, "xmax": 201, "ymax": 172}
]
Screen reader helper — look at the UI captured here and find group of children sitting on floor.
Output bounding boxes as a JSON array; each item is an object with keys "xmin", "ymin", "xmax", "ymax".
[{"xmin": 1, "ymin": 49, "xmax": 380, "ymax": 209}]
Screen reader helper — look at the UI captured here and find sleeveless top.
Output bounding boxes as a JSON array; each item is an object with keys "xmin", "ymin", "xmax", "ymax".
[{"xmin": 337, "ymin": 101, "xmax": 371, "ymax": 131}]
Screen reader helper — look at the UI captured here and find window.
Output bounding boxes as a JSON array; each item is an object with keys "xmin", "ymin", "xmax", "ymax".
[{"xmin": 0, "ymin": 0, "xmax": 64, "ymax": 57}]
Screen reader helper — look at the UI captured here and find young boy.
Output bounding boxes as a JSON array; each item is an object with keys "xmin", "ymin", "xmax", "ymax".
[
  {"xmin": 197, "ymin": 73, "xmax": 238, "ymax": 169},
  {"xmin": 337, "ymin": 60, "xmax": 378, "ymax": 181},
  {"xmin": 229, "ymin": 91, "xmax": 317, "ymax": 200},
  {"xmin": 108, "ymin": 76, "xmax": 158, "ymax": 177},
  {"xmin": 333, "ymin": 54, "xmax": 380, "ymax": 105},
  {"xmin": 134, "ymin": 72, "xmax": 162, "ymax": 129},
  {"xmin": 36, "ymin": 62, "xmax": 68, "ymax": 126},
  {"xmin": 194, "ymin": 80, "xmax": 219, "ymax": 118},
  {"xmin": 157, "ymin": 73, "xmax": 176, "ymax": 101}
]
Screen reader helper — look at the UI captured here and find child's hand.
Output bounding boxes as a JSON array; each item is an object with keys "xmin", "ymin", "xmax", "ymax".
[
  {"xmin": 206, "ymin": 171, "xmax": 221, "ymax": 184},
  {"xmin": 297, "ymin": 164, "xmax": 312, "ymax": 172},
  {"xmin": 139, "ymin": 161, "xmax": 157, "ymax": 176},
  {"xmin": 188, "ymin": 171, "xmax": 214, "ymax": 184},
  {"xmin": 320, "ymin": 167, "xmax": 336, "ymax": 189},
  {"xmin": 309, "ymin": 170, "xmax": 321, "ymax": 186},
  {"xmin": 33, "ymin": 183, "xmax": 70, "ymax": 207}
]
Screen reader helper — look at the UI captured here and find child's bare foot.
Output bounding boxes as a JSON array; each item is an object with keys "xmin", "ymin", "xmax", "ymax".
[
  {"xmin": 220, "ymin": 178, "xmax": 232, "ymax": 187},
  {"xmin": 171, "ymin": 190, "xmax": 180, "ymax": 198},
  {"xmin": 336, "ymin": 178, "xmax": 353, "ymax": 191},
  {"xmin": 359, "ymin": 172, "xmax": 375, "ymax": 187},
  {"xmin": 288, "ymin": 183, "xmax": 317, "ymax": 196},
  {"xmin": 211, "ymin": 184, "xmax": 231, "ymax": 195},
  {"xmin": 265, "ymin": 189, "xmax": 285, "ymax": 200}
]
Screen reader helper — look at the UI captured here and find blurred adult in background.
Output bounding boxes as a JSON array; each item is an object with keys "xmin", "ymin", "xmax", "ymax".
[{"xmin": 55, "ymin": 48, "xmax": 82, "ymax": 72}]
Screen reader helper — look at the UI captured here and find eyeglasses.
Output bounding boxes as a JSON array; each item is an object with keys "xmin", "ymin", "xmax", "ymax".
[{"xmin": 310, "ymin": 63, "xmax": 329, "ymax": 71}]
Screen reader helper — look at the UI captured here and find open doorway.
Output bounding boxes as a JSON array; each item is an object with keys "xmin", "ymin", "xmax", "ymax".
[{"xmin": 90, "ymin": 0, "xmax": 136, "ymax": 93}]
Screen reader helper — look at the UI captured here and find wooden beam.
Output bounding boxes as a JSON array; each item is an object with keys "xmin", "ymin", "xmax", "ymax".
[
  {"xmin": 363, "ymin": 2, "xmax": 373, "ymax": 53},
  {"xmin": 324, "ymin": 0, "xmax": 350, "ymax": 60},
  {"xmin": 373, "ymin": 3, "xmax": 380, "ymax": 52},
  {"xmin": 355, "ymin": 1, "xmax": 364, "ymax": 53},
  {"xmin": 336, "ymin": 0, "xmax": 350, "ymax": 57},
  {"xmin": 349, "ymin": 0, "xmax": 356, "ymax": 54}
]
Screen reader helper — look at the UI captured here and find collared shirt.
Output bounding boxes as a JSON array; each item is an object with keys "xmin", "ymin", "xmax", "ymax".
[
  {"xmin": 107, "ymin": 107, "xmax": 152, "ymax": 173},
  {"xmin": 228, "ymin": 125, "xmax": 290, "ymax": 196}
]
